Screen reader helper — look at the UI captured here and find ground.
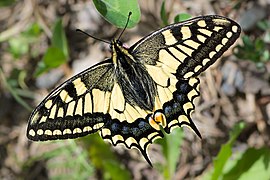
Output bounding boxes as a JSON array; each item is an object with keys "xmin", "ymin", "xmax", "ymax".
[{"xmin": 0, "ymin": 0, "xmax": 270, "ymax": 179}]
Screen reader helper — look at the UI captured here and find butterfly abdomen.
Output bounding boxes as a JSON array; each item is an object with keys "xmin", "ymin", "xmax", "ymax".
[{"xmin": 115, "ymin": 49, "xmax": 157, "ymax": 111}]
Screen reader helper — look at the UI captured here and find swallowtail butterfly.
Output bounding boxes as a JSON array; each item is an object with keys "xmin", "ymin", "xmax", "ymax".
[{"xmin": 27, "ymin": 14, "xmax": 241, "ymax": 165}]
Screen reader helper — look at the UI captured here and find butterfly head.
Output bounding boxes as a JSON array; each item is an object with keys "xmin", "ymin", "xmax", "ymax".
[{"xmin": 111, "ymin": 39, "xmax": 132, "ymax": 65}]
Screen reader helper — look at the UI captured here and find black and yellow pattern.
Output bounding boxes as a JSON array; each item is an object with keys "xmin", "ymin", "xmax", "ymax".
[{"xmin": 27, "ymin": 15, "xmax": 241, "ymax": 165}]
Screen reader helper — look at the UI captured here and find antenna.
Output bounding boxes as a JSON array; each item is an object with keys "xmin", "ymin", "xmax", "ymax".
[
  {"xmin": 76, "ymin": 29, "xmax": 110, "ymax": 44},
  {"xmin": 117, "ymin": 12, "xmax": 132, "ymax": 40}
]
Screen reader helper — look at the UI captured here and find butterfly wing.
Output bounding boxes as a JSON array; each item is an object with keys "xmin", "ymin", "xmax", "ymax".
[
  {"xmin": 27, "ymin": 58, "xmax": 164, "ymax": 165},
  {"xmin": 27, "ymin": 15, "xmax": 241, "ymax": 166},
  {"xmin": 27, "ymin": 60, "xmax": 115, "ymax": 141},
  {"xmin": 130, "ymin": 15, "xmax": 241, "ymax": 134}
]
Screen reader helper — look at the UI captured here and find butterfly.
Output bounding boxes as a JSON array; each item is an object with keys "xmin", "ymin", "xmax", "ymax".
[{"xmin": 27, "ymin": 14, "xmax": 241, "ymax": 166}]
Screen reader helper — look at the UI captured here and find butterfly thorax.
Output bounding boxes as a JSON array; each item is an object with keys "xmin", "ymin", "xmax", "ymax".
[{"xmin": 111, "ymin": 40, "xmax": 157, "ymax": 111}]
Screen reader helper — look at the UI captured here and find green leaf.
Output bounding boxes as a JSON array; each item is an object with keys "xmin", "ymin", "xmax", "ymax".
[
  {"xmin": 43, "ymin": 47, "xmax": 66, "ymax": 67},
  {"xmin": 262, "ymin": 50, "xmax": 270, "ymax": 62},
  {"xmin": 34, "ymin": 47, "xmax": 66, "ymax": 76},
  {"xmin": 93, "ymin": 0, "xmax": 140, "ymax": 28},
  {"xmin": 52, "ymin": 19, "xmax": 69, "ymax": 58},
  {"xmin": 174, "ymin": 13, "xmax": 192, "ymax": 23},
  {"xmin": 34, "ymin": 61, "xmax": 47, "ymax": 77},
  {"xmin": 81, "ymin": 134, "xmax": 131, "ymax": 180},
  {"xmin": 257, "ymin": 20, "xmax": 270, "ymax": 31},
  {"xmin": 8, "ymin": 36, "xmax": 29, "ymax": 58},
  {"xmin": 0, "ymin": 0, "xmax": 16, "ymax": 7},
  {"xmin": 228, "ymin": 121, "xmax": 246, "ymax": 144},
  {"xmin": 223, "ymin": 147, "xmax": 270, "ymax": 180},
  {"xmin": 234, "ymin": 34, "xmax": 269, "ymax": 66},
  {"xmin": 209, "ymin": 122, "xmax": 246, "ymax": 180},
  {"xmin": 160, "ymin": 0, "xmax": 169, "ymax": 26},
  {"xmin": 0, "ymin": 68, "xmax": 32, "ymax": 111},
  {"xmin": 157, "ymin": 128, "xmax": 184, "ymax": 180},
  {"xmin": 24, "ymin": 23, "xmax": 42, "ymax": 37},
  {"xmin": 8, "ymin": 23, "xmax": 42, "ymax": 58},
  {"xmin": 34, "ymin": 19, "xmax": 68, "ymax": 76}
]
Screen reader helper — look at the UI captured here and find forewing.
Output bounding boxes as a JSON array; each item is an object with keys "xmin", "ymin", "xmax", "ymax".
[
  {"xmin": 27, "ymin": 60, "xmax": 115, "ymax": 141},
  {"xmin": 129, "ymin": 15, "xmax": 240, "ymax": 135},
  {"xmin": 131, "ymin": 15, "xmax": 241, "ymax": 78}
]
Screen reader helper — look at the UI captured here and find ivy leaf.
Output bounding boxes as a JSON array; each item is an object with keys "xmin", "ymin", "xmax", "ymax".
[{"xmin": 93, "ymin": 0, "xmax": 140, "ymax": 28}]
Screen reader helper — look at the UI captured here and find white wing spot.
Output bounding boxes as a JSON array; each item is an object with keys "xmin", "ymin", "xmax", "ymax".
[
  {"xmin": 125, "ymin": 137, "xmax": 138, "ymax": 148},
  {"xmin": 187, "ymin": 89, "xmax": 198, "ymax": 100},
  {"xmin": 29, "ymin": 129, "xmax": 35, "ymax": 136},
  {"xmin": 139, "ymin": 138, "xmax": 148, "ymax": 149},
  {"xmin": 188, "ymin": 78, "xmax": 199, "ymax": 86},
  {"xmin": 197, "ymin": 20, "xmax": 206, "ymax": 27},
  {"xmin": 63, "ymin": 129, "xmax": 72, "ymax": 135},
  {"xmin": 45, "ymin": 100, "xmax": 53, "ymax": 109},
  {"xmin": 44, "ymin": 130, "xmax": 52, "ymax": 135},
  {"xmin": 213, "ymin": 18, "xmax": 230, "ymax": 25},
  {"xmin": 226, "ymin": 31, "xmax": 233, "ymax": 38},
  {"xmin": 183, "ymin": 102, "xmax": 193, "ymax": 114},
  {"xmin": 215, "ymin": 44, "xmax": 223, "ymax": 52},
  {"xmin": 232, "ymin": 25, "xmax": 238, "ymax": 33},
  {"xmin": 168, "ymin": 119, "xmax": 178, "ymax": 129},
  {"xmin": 194, "ymin": 65, "xmax": 202, "ymax": 73},
  {"xmin": 178, "ymin": 115, "xmax": 189, "ymax": 123},
  {"xmin": 147, "ymin": 132, "xmax": 159, "ymax": 140},
  {"xmin": 83, "ymin": 126, "xmax": 92, "ymax": 132},
  {"xmin": 209, "ymin": 51, "xmax": 216, "ymax": 58},
  {"xmin": 202, "ymin": 58, "xmax": 210, "ymax": 66},
  {"xmin": 73, "ymin": 128, "xmax": 82, "ymax": 134},
  {"xmin": 112, "ymin": 135, "xmax": 124, "ymax": 144},
  {"xmin": 222, "ymin": 38, "xmax": 228, "ymax": 45},
  {"xmin": 53, "ymin": 129, "xmax": 62, "ymax": 135},
  {"xmin": 101, "ymin": 128, "xmax": 111, "ymax": 136},
  {"xmin": 183, "ymin": 72, "xmax": 194, "ymax": 79},
  {"xmin": 213, "ymin": 26, "xmax": 223, "ymax": 32},
  {"xmin": 181, "ymin": 26, "xmax": 192, "ymax": 40},
  {"xmin": 93, "ymin": 123, "xmax": 104, "ymax": 130},
  {"xmin": 197, "ymin": 35, "xmax": 207, "ymax": 43},
  {"xmin": 37, "ymin": 129, "xmax": 44, "ymax": 135}
]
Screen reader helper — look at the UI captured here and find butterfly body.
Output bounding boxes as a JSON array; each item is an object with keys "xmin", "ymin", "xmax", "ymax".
[
  {"xmin": 112, "ymin": 40, "xmax": 157, "ymax": 111},
  {"xmin": 27, "ymin": 15, "xmax": 241, "ymax": 165}
]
